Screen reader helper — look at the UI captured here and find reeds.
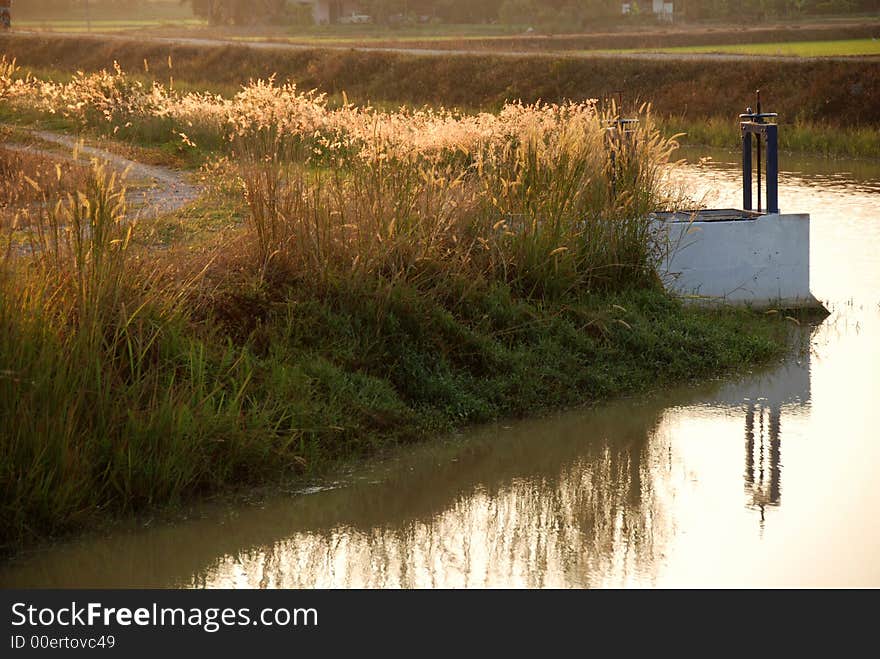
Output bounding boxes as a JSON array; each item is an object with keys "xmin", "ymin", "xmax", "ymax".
[
  {"xmin": 0, "ymin": 145, "xmax": 96, "ymax": 229},
  {"xmin": 234, "ymin": 98, "xmax": 680, "ymax": 298},
  {"xmin": 0, "ymin": 158, "xmax": 271, "ymax": 547}
]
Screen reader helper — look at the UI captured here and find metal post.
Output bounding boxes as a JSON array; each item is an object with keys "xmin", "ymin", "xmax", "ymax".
[
  {"xmin": 755, "ymin": 92, "xmax": 762, "ymax": 213},
  {"xmin": 766, "ymin": 123, "xmax": 778, "ymax": 213},
  {"xmin": 742, "ymin": 130, "xmax": 752, "ymax": 211},
  {"xmin": 739, "ymin": 93, "xmax": 778, "ymax": 215}
]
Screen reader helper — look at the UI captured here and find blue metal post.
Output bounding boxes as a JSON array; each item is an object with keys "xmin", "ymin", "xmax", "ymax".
[
  {"xmin": 742, "ymin": 130, "xmax": 752, "ymax": 211},
  {"xmin": 766, "ymin": 124, "xmax": 778, "ymax": 213}
]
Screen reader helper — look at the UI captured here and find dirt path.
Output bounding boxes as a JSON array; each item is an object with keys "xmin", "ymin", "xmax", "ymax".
[
  {"xmin": 8, "ymin": 29, "xmax": 880, "ymax": 63},
  {"xmin": 6, "ymin": 129, "xmax": 199, "ymax": 219}
]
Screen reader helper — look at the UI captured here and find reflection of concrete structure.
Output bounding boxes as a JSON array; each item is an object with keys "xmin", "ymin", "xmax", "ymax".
[
  {"xmin": 744, "ymin": 401, "xmax": 782, "ymax": 524},
  {"xmin": 705, "ymin": 325, "xmax": 814, "ymax": 527}
]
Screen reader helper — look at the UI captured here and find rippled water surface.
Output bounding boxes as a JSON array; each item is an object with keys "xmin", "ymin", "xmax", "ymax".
[{"xmin": 2, "ymin": 149, "xmax": 879, "ymax": 588}]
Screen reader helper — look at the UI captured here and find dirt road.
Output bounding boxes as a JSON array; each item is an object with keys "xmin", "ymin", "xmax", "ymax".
[{"xmin": 6, "ymin": 129, "xmax": 199, "ymax": 219}]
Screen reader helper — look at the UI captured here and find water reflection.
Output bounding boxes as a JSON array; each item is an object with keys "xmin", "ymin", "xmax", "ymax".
[
  {"xmin": 1, "ymin": 151, "xmax": 878, "ymax": 588},
  {"xmin": 0, "ymin": 326, "xmax": 822, "ymax": 588},
  {"xmin": 744, "ymin": 402, "xmax": 781, "ymax": 523}
]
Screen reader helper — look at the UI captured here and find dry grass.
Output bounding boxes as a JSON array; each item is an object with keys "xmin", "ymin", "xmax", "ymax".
[
  {"xmin": 231, "ymin": 101, "xmax": 679, "ymax": 297},
  {"xmin": 0, "ymin": 58, "xmax": 682, "ymax": 295}
]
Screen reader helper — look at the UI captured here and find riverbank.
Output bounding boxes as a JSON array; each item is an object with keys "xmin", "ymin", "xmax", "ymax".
[
  {"xmin": 662, "ymin": 118, "xmax": 880, "ymax": 160},
  {"xmin": 1, "ymin": 270, "xmax": 790, "ymax": 555},
  {"xmin": 6, "ymin": 133, "xmax": 878, "ymax": 589},
  {"xmin": 0, "ymin": 60, "xmax": 795, "ymax": 556}
]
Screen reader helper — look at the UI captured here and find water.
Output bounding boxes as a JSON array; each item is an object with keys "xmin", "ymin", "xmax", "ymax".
[{"xmin": 2, "ymin": 148, "xmax": 879, "ymax": 588}]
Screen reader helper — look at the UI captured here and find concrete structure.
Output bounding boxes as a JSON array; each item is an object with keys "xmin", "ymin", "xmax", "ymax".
[{"xmin": 654, "ymin": 209, "xmax": 822, "ymax": 309}]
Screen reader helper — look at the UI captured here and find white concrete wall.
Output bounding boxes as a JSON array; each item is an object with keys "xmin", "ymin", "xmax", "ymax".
[{"xmin": 656, "ymin": 213, "xmax": 821, "ymax": 309}]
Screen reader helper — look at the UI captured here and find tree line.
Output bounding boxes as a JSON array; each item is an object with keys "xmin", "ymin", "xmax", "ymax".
[{"xmin": 16, "ymin": 0, "xmax": 880, "ymax": 26}]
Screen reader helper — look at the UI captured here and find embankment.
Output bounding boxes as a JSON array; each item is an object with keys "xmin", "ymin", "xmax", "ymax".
[
  {"xmin": 2, "ymin": 32, "xmax": 879, "ymax": 126},
  {"xmin": 265, "ymin": 21, "xmax": 880, "ymax": 53}
]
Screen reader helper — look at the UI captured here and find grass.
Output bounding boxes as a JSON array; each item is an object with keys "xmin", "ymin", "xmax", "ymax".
[
  {"xmin": 0, "ymin": 57, "xmax": 796, "ymax": 554},
  {"xmin": 235, "ymin": 23, "xmax": 531, "ymax": 42},
  {"xmin": 0, "ymin": 144, "xmax": 94, "ymax": 226},
  {"xmin": 3, "ymin": 53, "xmax": 877, "ymax": 161}
]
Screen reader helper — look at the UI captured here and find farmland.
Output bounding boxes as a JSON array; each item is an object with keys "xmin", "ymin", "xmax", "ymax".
[{"xmin": 619, "ymin": 38, "xmax": 880, "ymax": 57}]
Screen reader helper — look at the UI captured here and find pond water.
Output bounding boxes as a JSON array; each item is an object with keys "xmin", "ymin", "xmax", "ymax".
[{"xmin": 2, "ymin": 148, "xmax": 879, "ymax": 588}]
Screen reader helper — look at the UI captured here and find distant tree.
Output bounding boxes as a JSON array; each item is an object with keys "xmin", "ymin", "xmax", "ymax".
[
  {"xmin": 186, "ymin": 0, "xmax": 287, "ymax": 25},
  {"xmin": 180, "ymin": 0, "xmax": 880, "ymax": 27}
]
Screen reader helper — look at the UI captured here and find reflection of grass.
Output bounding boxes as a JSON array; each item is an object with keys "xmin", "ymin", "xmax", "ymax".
[{"xmin": 619, "ymin": 39, "xmax": 880, "ymax": 57}]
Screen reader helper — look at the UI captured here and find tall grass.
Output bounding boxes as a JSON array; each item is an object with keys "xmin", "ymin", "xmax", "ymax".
[
  {"xmin": 0, "ymin": 159, "xmax": 293, "ymax": 547},
  {"xmin": 237, "ymin": 101, "xmax": 679, "ymax": 299}
]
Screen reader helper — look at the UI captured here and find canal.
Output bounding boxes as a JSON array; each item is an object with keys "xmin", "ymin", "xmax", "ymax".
[{"xmin": 2, "ymin": 148, "xmax": 878, "ymax": 588}]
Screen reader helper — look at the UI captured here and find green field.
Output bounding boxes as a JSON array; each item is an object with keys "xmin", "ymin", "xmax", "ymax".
[{"xmin": 631, "ymin": 38, "xmax": 880, "ymax": 57}]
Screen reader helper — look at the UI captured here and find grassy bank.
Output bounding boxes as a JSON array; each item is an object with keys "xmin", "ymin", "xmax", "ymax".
[
  {"xmin": 2, "ymin": 33, "xmax": 878, "ymax": 158},
  {"xmin": 662, "ymin": 116, "xmax": 880, "ymax": 159},
  {"xmin": 1, "ymin": 235, "xmax": 788, "ymax": 553},
  {"xmin": 2, "ymin": 34, "xmax": 879, "ymax": 124},
  {"xmin": 257, "ymin": 22, "xmax": 880, "ymax": 51},
  {"xmin": 1, "ymin": 58, "xmax": 794, "ymax": 554}
]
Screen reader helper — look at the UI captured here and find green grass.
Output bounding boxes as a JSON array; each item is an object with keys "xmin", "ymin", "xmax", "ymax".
[
  {"xmin": 279, "ymin": 23, "xmax": 530, "ymax": 40},
  {"xmin": 621, "ymin": 38, "xmax": 880, "ymax": 57},
  {"xmin": 1, "ymin": 241, "xmax": 790, "ymax": 554},
  {"xmin": 190, "ymin": 22, "xmax": 532, "ymax": 41}
]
